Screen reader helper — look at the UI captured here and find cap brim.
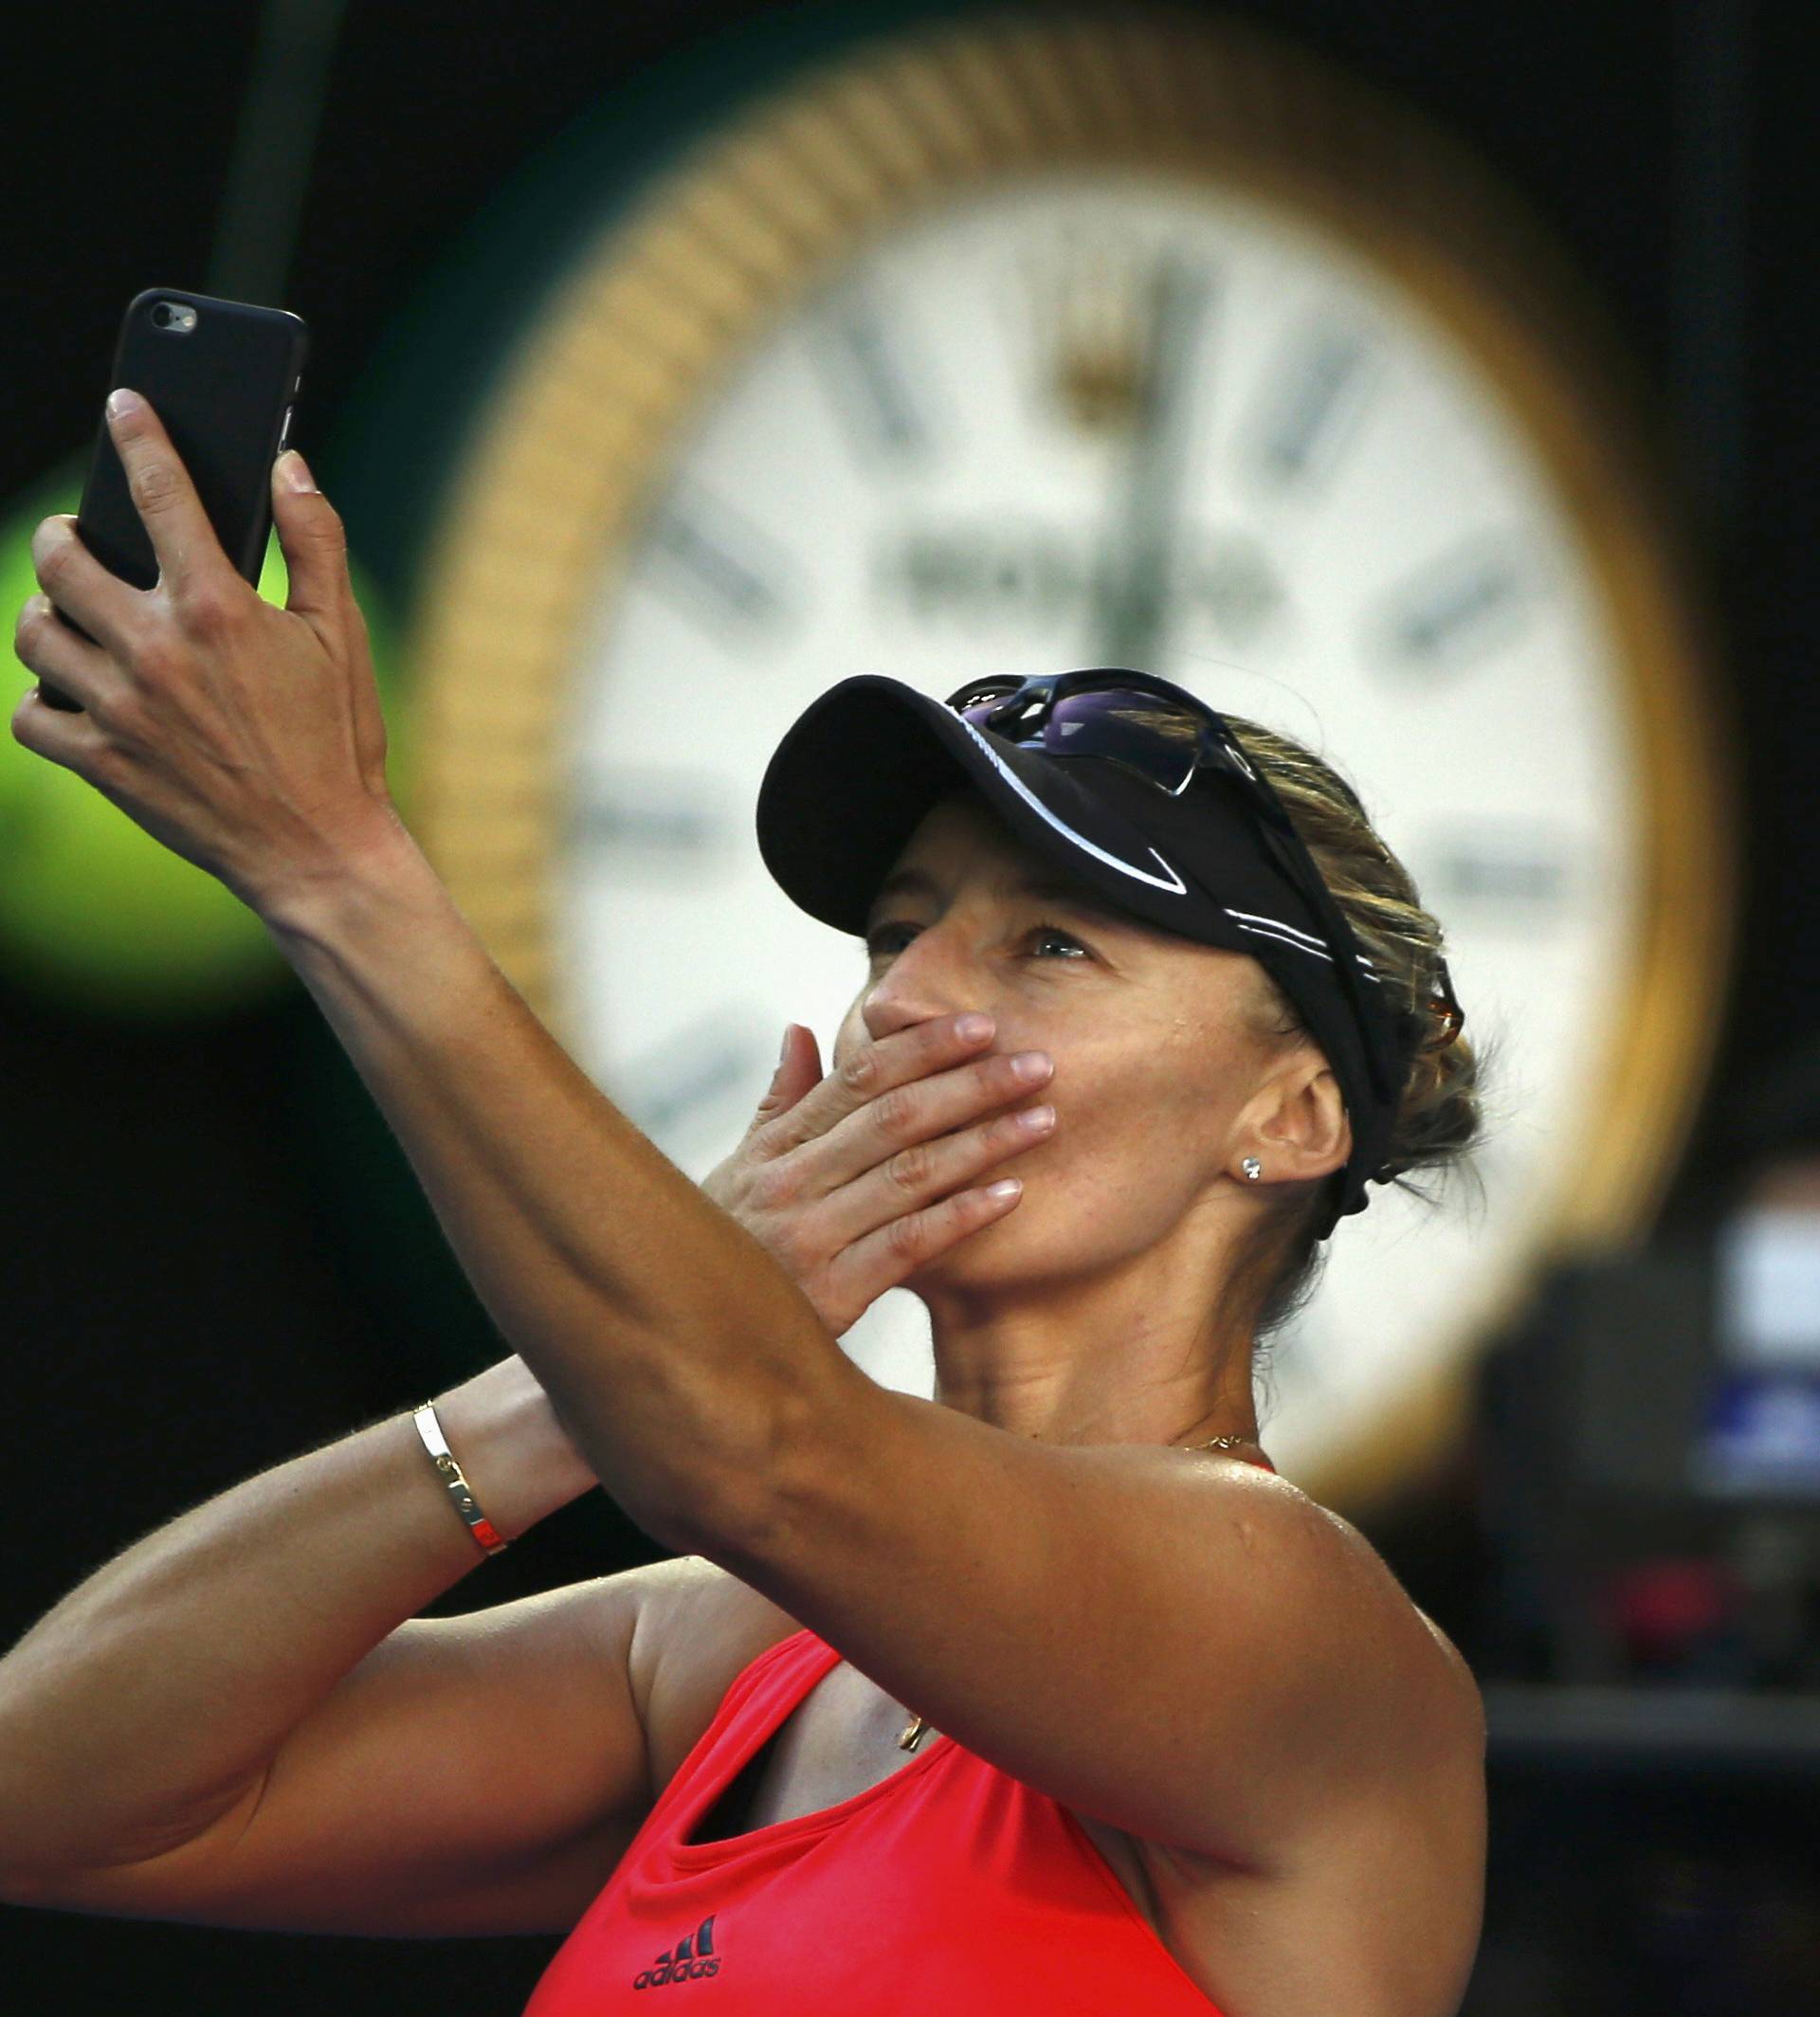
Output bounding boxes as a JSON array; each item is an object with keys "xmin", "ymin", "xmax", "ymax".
[{"xmin": 754, "ymin": 675, "xmax": 1187, "ymax": 936}]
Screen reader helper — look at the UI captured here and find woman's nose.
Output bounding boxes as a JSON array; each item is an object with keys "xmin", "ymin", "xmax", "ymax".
[{"xmin": 859, "ymin": 925, "xmax": 981, "ymax": 1045}]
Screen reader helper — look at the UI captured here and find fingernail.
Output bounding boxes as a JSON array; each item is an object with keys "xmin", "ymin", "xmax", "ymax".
[
  {"xmin": 1011, "ymin": 1050, "xmax": 1053, "ymax": 1081},
  {"xmin": 279, "ymin": 448, "xmax": 317, "ymax": 493},
  {"xmin": 956, "ymin": 1012, "xmax": 993, "ymax": 1043},
  {"xmin": 987, "ymin": 1179, "xmax": 1022, "ymax": 1200},
  {"xmin": 106, "ymin": 387, "xmax": 143, "ymax": 419},
  {"xmin": 777, "ymin": 1024, "xmax": 794, "ymax": 1069}
]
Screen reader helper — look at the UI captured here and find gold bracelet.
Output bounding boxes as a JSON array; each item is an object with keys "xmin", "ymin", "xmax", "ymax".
[{"xmin": 412, "ymin": 1401, "xmax": 509, "ymax": 1555}]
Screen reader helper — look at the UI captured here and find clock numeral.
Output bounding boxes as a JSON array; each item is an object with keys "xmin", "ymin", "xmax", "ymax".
[
  {"xmin": 810, "ymin": 286, "xmax": 931, "ymax": 463},
  {"xmin": 565, "ymin": 767, "xmax": 737, "ymax": 860},
  {"xmin": 1412, "ymin": 821, "xmax": 1575, "ymax": 912},
  {"xmin": 645, "ymin": 491, "xmax": 796, "ymax": 639},
  {"xmin": 1246, "ymin": 321, "xmax": 1375, "ymax": 491},
  {"xmin": 1030, "ymin": 228, "xmax": 1220, "ymax": 443},
  {"xmin": 1367, "ymin": 535, "xmax": 1538, "ymax": 678}
]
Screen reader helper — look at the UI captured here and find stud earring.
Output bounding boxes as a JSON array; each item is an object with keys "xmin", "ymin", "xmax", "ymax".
[{"xmin": 1242, "ymin": 1156, "xmax": 1262, "ymax": 1182}]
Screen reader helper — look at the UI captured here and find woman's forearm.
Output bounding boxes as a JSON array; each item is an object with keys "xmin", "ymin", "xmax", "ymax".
[
  {"xmin": 261, "ymin": 817, "xmax": 846, "ymax": 1554},
  {"xmin": 0, "ymin": 1354, "xmax": 594, "ymax": 1886},
  {"xmin": 13, "ymin": 408, "xmax": 843, "ymax": 1561}
]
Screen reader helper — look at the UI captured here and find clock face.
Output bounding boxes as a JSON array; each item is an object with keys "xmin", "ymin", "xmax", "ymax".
[
  {"xmin": 404, "ymin": 10, "xmax": 1729, "ymax": 1507},
  {"xmin": 550, "ymin": 168, "xmax": 1640, "ymax": 1484}
]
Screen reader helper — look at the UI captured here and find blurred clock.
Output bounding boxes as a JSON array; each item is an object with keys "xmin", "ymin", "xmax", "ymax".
[{"xmin": 397, "ymin": 6, "xmax": 1736, "ymax": 1510}]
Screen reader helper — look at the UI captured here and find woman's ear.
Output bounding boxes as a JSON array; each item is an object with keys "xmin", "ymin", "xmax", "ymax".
[{"xmin": 1242, "ymin": 1057, "xmax": 1352, "ymax": 1184}]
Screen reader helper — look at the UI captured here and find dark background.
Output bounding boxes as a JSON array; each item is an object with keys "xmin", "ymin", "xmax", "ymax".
[{"xmin": 3, "ymin": 2, "xmax": 1812, "ymax": 2011}]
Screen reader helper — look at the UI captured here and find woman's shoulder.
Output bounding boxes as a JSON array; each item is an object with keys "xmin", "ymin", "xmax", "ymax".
[
  {"xmin": 1412, "ymin": 1604, "xmax": 1485, "ymax": 1733},
  {"xmin": 1313, "ymin": 1492, "xmax": 1486, "ymax": 1746}
]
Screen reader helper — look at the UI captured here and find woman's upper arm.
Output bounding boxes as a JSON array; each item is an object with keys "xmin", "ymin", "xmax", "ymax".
[
  {"xmin": 9, "ymin": 1566, "xmax": 662, "ymax": 1938},
  {"xmin": 710, "ymin": 1379, "xmax": 1480, "ymax": 1867}
]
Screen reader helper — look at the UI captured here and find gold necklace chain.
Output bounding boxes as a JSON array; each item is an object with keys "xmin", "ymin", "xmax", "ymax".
[{"xmin": 894, "ymin": 1435, "xmax": 1264, "ymax": 1751}]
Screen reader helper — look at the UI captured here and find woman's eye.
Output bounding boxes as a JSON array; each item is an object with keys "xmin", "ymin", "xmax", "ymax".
[
  {"xmin": 864, "ymin": 922, "xmax": 915, "ymax": 960},
  {"xmin": 864, "ymin": 921, "xmax": 1088, "ymax": 961}
]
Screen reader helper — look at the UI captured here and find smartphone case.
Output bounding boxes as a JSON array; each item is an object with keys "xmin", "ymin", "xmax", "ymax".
[{"xmin": 77, "ymin": 288, "xmax": 309, "ymax": 592}]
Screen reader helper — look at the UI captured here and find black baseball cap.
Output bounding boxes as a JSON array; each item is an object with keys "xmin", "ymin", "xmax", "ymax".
[{"xmin": 754, "ymin": 671, "xmax": 1412, "ymax": 1239}]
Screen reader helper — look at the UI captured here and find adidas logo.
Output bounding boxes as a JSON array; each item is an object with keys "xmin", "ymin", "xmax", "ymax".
[{"xmin": 632, "ymin": 1914, "xmax": 721, "ymax": 1989}]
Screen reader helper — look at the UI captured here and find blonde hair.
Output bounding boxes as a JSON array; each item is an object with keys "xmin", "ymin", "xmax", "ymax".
[{"xmin": 1216, "ymin": 714, "xmax": 1504, "ymax": 1360}]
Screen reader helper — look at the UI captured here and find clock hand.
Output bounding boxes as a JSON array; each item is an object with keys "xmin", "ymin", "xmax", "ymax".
[{"xmin": 1089, "ymin": 252, "xmax": 1211, "ymax": 669}]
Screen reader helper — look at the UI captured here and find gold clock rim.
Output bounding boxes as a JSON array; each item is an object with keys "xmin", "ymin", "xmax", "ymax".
[{"xmin": 404, "ymin": 2, "xmax": 1737, "ymax": 1514}]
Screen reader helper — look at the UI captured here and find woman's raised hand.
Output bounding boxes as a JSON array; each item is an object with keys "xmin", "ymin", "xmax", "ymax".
[
  {"xmin": 701, "ymin": 1013, "xmax": 1058, "ymax": 1338},
  {"xmin": 10, "ymin": 392, "xmax": 400, "ymax": 919}
]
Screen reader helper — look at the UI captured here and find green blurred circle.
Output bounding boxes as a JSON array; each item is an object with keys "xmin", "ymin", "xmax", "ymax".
[{"xmin": 0, "ymin": 461, "xmax": 404, "ymax": 1015}]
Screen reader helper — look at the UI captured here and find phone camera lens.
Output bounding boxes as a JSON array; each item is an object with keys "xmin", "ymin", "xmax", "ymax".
[{"xmin": 152, "ymin": 303, "xmax": 172, "ymax": 328}]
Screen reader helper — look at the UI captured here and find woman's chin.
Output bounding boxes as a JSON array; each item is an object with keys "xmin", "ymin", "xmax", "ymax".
[{"xmin": 903, "ymin": 1191, "xmax": 1030, "ymax": 1278}]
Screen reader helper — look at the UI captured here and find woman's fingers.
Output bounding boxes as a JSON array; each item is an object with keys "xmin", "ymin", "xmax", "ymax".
[
  {"xmin": 823, "ymin": 1087, "xmax": 1056, "ymax": 1257},
  {"xmin": 749, "ymin": 1010, "xmax": 1057, "ymax": 1266},
  {"xmin": 756, "ymin": 1042, "xmax": 1056, "ymax": 1317},
  {"xmin": 9, "ymin": 656, "xmax": 113, "ymax": 774},
  {"xmin": 12, "ymin": 589, "xmax": 130, "ymax": 720},
  {"xmin": 829, "ymin": 1169, "xmax": 1030, "ymax": 1311},
  {"xmin": 795, "ymin": 1123, "xmax": 1042, "ymax": 1336},
  {"xmin": 758, "ymin": 1011, "xmax": 995, "ymax": 1158},
  {"xmin": 699, "ymin": 1010, "xmax": 1058, "ymax": 1337},
  {"xmin": 813, "ymin": 1038, "xmax": 1054, "ymax": 1200},
  {"xmin": 101, "ymin": 391, "xmax": 226, "ymax": 603},
  {"xmin": 28, "ymin": 514, "xmax": 140, "ymax": 663},
  {"xmin": 761, "ymin": 1013, "xmax": 1054, "ymax": 1191},
  {"xmin": 740, "ymin": 1021, "xmax": 825, "ymax": 1139},
  {"xmin": 269, "ymin": 450, "xmax": 355, "ymax": 627},
  {"xmin": 877, "ymin": 1096, "xmax": 1057, "ymax": 1207}
]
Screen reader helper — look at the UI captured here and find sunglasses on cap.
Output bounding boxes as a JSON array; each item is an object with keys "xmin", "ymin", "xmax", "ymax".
[{"xmin": 943, "ymin": 669, "xmax": 1465, "ymax": 1085}]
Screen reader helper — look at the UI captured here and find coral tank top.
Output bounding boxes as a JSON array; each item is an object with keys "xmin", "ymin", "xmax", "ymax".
[{"xmin": 521, "ymin": 1600, "xmax": 1246, "ymax": 2015}]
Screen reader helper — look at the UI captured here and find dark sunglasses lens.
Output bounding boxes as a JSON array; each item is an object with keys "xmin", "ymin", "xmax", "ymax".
[
  {"xmin": 1042, "ymin": 687, "xmax": 1202, "ymax": 793},
  {"xmin": 950, "ymin": 679, "xmax": 1023, "ymax": 718},
  {"xmin": 952, "ymin": 677, "xmax": 1269, "ymax": 821}
]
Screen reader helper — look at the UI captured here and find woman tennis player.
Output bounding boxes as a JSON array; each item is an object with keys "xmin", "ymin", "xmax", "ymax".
[{"xmin": 4, "ymin": 399, "xmax": 1488, "ymax": 2013}]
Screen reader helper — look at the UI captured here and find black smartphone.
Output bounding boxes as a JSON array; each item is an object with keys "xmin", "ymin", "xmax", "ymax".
[{"xmin": 39, "ymin": 287, "xmax": 310, "ymax": 711}]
